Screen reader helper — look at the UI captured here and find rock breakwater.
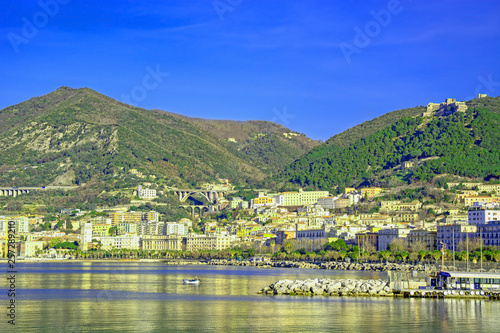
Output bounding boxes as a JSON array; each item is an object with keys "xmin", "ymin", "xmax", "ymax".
[
  {"xmin": 207, "ymin": 259, "xmax": 432, "ymax": 272},
  {"xmin": 258, "ymin": 278, "xmax": 393, "ymax": 297}
]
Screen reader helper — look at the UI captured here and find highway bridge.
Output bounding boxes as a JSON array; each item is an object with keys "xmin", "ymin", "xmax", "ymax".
[{"xmin": 0, "ymin": 186, "xmax": 79, "ymax": 197}]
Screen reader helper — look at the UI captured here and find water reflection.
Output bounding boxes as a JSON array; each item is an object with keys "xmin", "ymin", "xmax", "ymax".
[{"xmin": 2, "ymin": 263, "xmax": 500, "ymax": 332}]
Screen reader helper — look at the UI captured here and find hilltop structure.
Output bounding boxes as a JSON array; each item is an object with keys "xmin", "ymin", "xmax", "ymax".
[{"xmin": 422, "ymin": 98, "xmax": 468, "ymax": 117}]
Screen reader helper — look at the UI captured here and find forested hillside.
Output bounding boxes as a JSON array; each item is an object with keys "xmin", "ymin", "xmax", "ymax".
[{"xmin": 276, "ymin": 97, "xmax": 500, "ymax": 192}]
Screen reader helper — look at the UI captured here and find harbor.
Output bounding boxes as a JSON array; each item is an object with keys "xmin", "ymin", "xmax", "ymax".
[{"xmin": 259, "ymin": 270, "xmax": 500, "ymax": 300}]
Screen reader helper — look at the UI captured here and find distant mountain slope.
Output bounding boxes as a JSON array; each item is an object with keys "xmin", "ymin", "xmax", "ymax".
[
  {"xmin": 275, "ymin": 96, "xmax": 500, "ymax": 191},
  {"xmin": 325, "ymin": 106, "xmax": 425, "ymax": 148},
  {"xmin": 1, "ymin": 87, "xmax": 300, "ymax": 187},
  {"xmin": 161, "ymin": 112, "xmax": 319, "ymax": 173}
]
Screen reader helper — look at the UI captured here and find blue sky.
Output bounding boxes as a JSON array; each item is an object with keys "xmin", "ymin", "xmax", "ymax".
[{"xmin": 1, "ymin": 0, "xmax": 499, "ymax": 140}]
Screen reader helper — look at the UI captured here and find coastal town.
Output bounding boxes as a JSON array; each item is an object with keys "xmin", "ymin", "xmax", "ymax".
[{"xmin": 3, "ymin": 178, "xmax": 500, "ymax": 265}]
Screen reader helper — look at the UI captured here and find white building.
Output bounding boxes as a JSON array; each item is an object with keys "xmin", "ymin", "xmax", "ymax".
[
  {"xmin": 80, "ymin": 222, "xmax": 93, "ymax": 250},
  {"xmin": 165, "ymin": 222, "xmax": 187, "ymax": 235},
  {"xmin": 100, "ymin": 236, "xmax": 141, "ymax": 250},
  {"xmin": 377, "ymin": 228, "xmax": 411, "ymax": 251},
  {"xmin": 137, "ymin": 185, "xmax": 157, "ymax": 199}
]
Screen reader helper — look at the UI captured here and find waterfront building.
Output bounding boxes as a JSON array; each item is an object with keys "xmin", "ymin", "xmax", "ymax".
[
  {"xmin": 407, "ymin": 229, "xmax": 437, "ymax": 251},
  {"xmin": 183, "ymin": 234, "xmax": 234, "ymax": 251},
  {"xmin": 377, "ymin": 228, "xmax": 411, "ymax": 251},
  {"xmin": 141, "ymin": 235, "xmax": 182, "ymax": 251},
  {"xmin": 100, "ymin": 236, "xmax": 141, "ymax": 250},
  {"xmin": 476, "ymin": 222, "xmax": 500, "ymax": 247},
  {"xmin": 436, "ymin": 223, "xmax": 477, "ymax": 252},
  {"xmin": 80, "ymin": 223, "xmax": 93, "ymax": 250},
  {"xmin": 295, "ymin": 225, "xmax": 326, "ymax": 241}
]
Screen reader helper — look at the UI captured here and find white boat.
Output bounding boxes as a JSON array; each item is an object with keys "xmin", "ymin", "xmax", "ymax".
[{"xmin": 183, "ymin": 278, "xmax": 201, "ymax": 284}]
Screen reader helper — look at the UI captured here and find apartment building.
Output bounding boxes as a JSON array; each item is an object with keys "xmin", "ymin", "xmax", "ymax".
[
  {"xmin": 377, "ymin": 228, "xmax": 411, "ymax": 251},
  {"xmin": 468, "ymin": 207, "xmax": 500, "ymax": 225},
  {"xmin": 436, "ymin": 223, "xmax": 477, "ymax": 252},
  {"xmin": 183, "ymin": 234, "xmax": 234, "ymax": 251},
  {"xmin": 407, "ymin": 229, "xmax": 437, "ymax": 251}
]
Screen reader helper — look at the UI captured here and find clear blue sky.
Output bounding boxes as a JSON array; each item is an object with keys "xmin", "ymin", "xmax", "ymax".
[{"xmin": 1, "ymin": 0, "xmax": 499, "ymax": 140}]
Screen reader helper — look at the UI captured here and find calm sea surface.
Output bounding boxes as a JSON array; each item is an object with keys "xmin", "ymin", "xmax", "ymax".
[{"xmin": 1, "ymin": 261, "xmax": 500, "ymax": 332}]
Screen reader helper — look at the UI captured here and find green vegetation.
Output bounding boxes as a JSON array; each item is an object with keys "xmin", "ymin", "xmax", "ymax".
[{"xmin": 277, "ymin": 103, "xmax": 500, "ymax": 191}]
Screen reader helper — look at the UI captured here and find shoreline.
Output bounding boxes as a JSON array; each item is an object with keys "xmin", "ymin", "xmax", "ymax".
[{"xmin": 8, "ymin": 258, "xmax": 496, "ymax": 273}]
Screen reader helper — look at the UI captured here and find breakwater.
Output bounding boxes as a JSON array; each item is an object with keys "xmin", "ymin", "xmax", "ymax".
[
  {"xmin": 205, "ymin": 259, "xmax": 437, "ymax": 272},
  {"xmin": 258, "ymin": 278, "xmax": 393, "ymax": 296}
]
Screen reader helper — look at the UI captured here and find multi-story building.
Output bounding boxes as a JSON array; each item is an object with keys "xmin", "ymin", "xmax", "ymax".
[
  {"xmin": 165, "ymin": 222, "xmax": 187, "ymax": 235},
  {"xmin": 377, "ymin": 228, "xmax": 411, "ymax": 251},
  {"xmin": 274, "ymin": 189, "xmax": 329, "ymax": 207},
  {"xmin": 110, "ymin": 211, "xmax": 158, "ymax": 226},
  {"xmin": 316, "ymin": 196, "xmax": 337, "ymax": 209},
  {"xmin": 250, "ymin": 195, "xmax": 275, "ymax": 209},
  {"xmin": 478, "ymin": 184, "xmax": 500, "ymax": 193},
  {"xmin": 143, "ymin": 211, "xmax": 160, "ymax": 222},
  {"xmin": 88, "ymin": 216, "xmax": 112, "ymax": 226},
  {"xmin": 276, "ymin": 230, "xmax": 296, "ymax": 244},
  {"xmin": 477, "ymin": 222, "xmax": 500, "ymax": 247},
  {"xmin": 355, "ymin": 232, "xmax": 378, "ymax": 249},
  {"xmin": 360, "ymin": 187, "xmax": 384, "ymax": 199},
  {"xmin": 396, "ymin": 213, "xmax": 419, "ymax": 223},
  {"xmin": 92, "ymin": 224, "xmax": 113, "ymax": 237},
  {"xmin": 334, "ymin": 198, "xmax": 350, "ymax": 209},
  {"xmin": 15, "ymin": 241, "xmax": 45, "ymax": 258},
  {"xmin": 110, "ymin": 211, "xmax": 142, "ymax": 226},
  {"xmin": 100, "ymin": 236, "xmax": 141, "ymax": 250},
  {"xmin": 392, "ymin": 201, "xmax": 422, "ymax": 212},
  {"xmin": 7, "ymin": 216, "xmax": 30, "ymax": 234},
  {"xmin": 183, "ymin": 235, "xmax": 234, "ymax": 251},
  {"xmin": 465, "ymin": 196, "xmax": 499, "ymax": 206},
  {"xmin": 137, "ymin": 185, "xmax": 157, "ymax": 199},
  {"xmin": 117, "ymin": 222, "xmax": 138, "ymax": 235},
  {"xmin": 295, "ymin": 226, "xmax": 326, "ymax": 241},
  {"xmin": 436, "ymin": 223, "xmax": 477, "ymax": 252},
  {"xmin": 141, "ymin": 235, "xmax": 182, "ymax": 251},
  {"xmin": 80, "ymin": 222, "xmax": 93, "ymax": 250},
  {"xmin": 468, "ymin": 206, "xmax": 500, "ymax": 225},
  {"xmin": 407, "ymin": 229, "xmax": 437, "ymax": 251}
]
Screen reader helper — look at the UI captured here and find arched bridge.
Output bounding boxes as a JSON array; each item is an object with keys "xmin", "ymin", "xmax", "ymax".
[{"xmin": 172, "ymin": 188, "xmax": 237, "ymax": 204}]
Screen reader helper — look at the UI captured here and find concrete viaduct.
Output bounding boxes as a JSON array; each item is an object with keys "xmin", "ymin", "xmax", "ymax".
[
  {"xmin": 172, "ymin": 189, "xmax": 237, "ymax": 204},
  {"xmin": 0, "ymin": 186, "xmax": 79, "ymax": 197},
  {"xmin": 181, "ymin": 205, "xmax": 216, "ymax": 218}
]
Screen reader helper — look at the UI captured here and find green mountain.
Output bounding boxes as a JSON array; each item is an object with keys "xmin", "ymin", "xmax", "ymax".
[
  {"xmin": 275, "ymin": 96, "xmax": 500, "ymax": 191},
  {"xmin": 0, "ymin": 87, "xmax": 316, "ymax": 188},
  {"xmin": 160, "ymin": 113, "xmax": 319, "ymax": 174}
]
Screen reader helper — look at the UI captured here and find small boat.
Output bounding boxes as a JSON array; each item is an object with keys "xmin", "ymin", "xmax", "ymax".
[{"xmin": 183, "ymin": 277, "xmax": 201, "ymax": 284}]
